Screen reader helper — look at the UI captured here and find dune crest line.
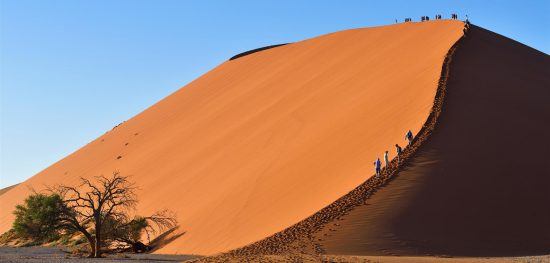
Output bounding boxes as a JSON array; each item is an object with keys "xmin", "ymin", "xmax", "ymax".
[{"xmin": 208, "ymin": 26, "xmax": 467, "ymax": 261}]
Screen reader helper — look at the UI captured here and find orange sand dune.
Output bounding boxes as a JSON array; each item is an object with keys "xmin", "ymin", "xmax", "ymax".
[
  {"xmin": 317, "ymin": 25, "xmax": 550, "ymax": 256},
  {"xmin": 0, "ymin": 21, "xmax": 464, "ymax": 255}
]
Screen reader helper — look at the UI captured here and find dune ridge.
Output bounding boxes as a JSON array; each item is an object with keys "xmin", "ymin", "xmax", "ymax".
[{"xmin": 317, "ymin": 25, "xmax": 550, "ymax": 257}]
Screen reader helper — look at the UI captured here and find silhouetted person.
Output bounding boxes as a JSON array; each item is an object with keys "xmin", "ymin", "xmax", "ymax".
[
  {"xmin": 395, "ymin": 144, "xmax": 403, "ymax": 163},
  {"xmin": 374, "ymin": 158, "xmax": 382, "ymax": 176},
  {"xmin": 384, "ymin": 151, "xmax": 390, "ymax": 168},
  {"xmin": 406, "ymin": 130, "xmax": 414, "ymax": 146},
  {"xmin": 463, "ymin": 18, "xmax": 471, "ymax": 36}
]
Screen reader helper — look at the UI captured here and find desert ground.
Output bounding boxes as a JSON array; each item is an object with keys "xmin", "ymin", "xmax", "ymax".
[
  {"xmin": 0, "ymin": 247, "xmax": 198, "ymax": 263},
  {"xmin": 1, "ymin": 247, "xmax": 549, "ymax": 263}
]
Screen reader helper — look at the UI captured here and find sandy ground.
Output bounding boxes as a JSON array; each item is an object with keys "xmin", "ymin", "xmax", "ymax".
[
  {"xmin": 0, "ymin": 20, "xmax": 463, "ymax": 255},
  {"xmin": 0, "ymin": 247, "xmax": 199, "ymax": 263},
  {"xmin": 322, "ymin": 254, "xmax": 550, "ymax": 263},
  {"xmin": 187, "ymin": 253, "xmax": 550, "ymax": 263},
  {"xmin": 2, "ymin": 247, "xmax": 547, "ymax": 263}
]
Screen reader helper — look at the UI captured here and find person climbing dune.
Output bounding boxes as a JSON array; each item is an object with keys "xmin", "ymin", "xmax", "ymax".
[
  {"xmin": 395, "ymin": 144, "xmax": 403, "ymax": 163},
  {"xmin": 384, "ymin": 151, "xmax": 390, "ymax": 168},
  {"xmin": 405, "ymin": 130, "xmax": 414, "ymax": 146},
  {"xmin": 374, "ymin": 158, "xmax": 382, "ymax": 177}
]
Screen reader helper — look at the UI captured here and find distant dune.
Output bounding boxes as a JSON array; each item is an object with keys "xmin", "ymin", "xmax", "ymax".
[
  {"xmin": 229, "ymin": 43, "xmax": 289, "ymax": 61},
  {"xmin": 0, "ymin": 184, "xmax": 18, "ymax": 197},
  {"xmin": 317, "ymin": 25, "xmax": 550, "ymax": 256},
  {"xmin": 0, "ymin": 21, "xmax": 464, "ymax": 255}
]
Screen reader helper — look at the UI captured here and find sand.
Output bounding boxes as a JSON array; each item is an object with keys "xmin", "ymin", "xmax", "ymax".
[
  {"xmin": 0, "ymin": 20, "xmax": 464, "ymax": 255},
  {"xmin": 0, "ymin": 185, "xmax": 18, "ymax": 197},
  {"xmin": 1, "ymin": 247, "xmax": 548, "ymax": 263},
  {"xmin": 190, "ymin": 254, "xmax": 550, "ymax": 263},
  {"xmin": 316, "ymin": 25, "xmax": 550, "ymax": 256},
  {"xmin": 321, "ymin": 254, "xmax": 550, "ymax": 263},
  {"xmin": 0, "ymin": 246, "xmax": 198, "ymax": 262}
]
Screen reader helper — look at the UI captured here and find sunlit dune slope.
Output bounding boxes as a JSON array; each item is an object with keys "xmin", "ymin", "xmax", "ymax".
[
  {"xmin": 317, "ymin": 25, "xmax": 550, "ymax": 256},
  {"xmin": 0, "ymin": 21, "xmax": 464, "ymax": 255}
]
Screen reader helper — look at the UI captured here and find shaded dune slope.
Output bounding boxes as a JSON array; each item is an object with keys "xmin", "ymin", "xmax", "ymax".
[
  {"xmin": 229, "ymin": 43, "xmax": 289, "ymax": 61},
  {"xmin": 317, "ymin": 25, "xmax": 550, "ymax": 257},
  {"xmin": 0, "ymin": 21, "xmax": 463, "ymax": 255}
]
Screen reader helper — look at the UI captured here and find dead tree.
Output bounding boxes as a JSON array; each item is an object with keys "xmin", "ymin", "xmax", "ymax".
[{"xmin": 53, "ymin": 172, "xmax": 137, "ymax": 257}]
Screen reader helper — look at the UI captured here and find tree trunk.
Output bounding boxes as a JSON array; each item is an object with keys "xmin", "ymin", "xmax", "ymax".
[
  {"xmin": 73, "ymin": 223, "xmax": 95, "ymax": 258},
  {"xmin": 94, "ymin": 225, "xmax": 101, "ymax": 258},
  {"xmin": 84, "ymin": 234, "xmax": 95, "ymax": 258}
]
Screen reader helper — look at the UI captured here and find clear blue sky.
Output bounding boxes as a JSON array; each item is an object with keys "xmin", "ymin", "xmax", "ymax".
[{"xmin": 1, "ymin": 1, "xmax": 549, "ymax": 188}]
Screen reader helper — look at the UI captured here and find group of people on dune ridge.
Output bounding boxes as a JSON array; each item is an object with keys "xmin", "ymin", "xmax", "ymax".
[
  {"xmin": 374, "ymin": 130, "xmax": 413, "ymax": 177},
  {"xmin": 399, "ymin": 13, "xmax": 463, "ymax": 23}
]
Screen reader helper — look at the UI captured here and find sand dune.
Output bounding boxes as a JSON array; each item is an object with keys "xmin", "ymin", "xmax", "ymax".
[
  {"xmin": 316, "ymin": 25, "xmax": 550, "ymax": 256},
  {"xmin": 0, "ymin": 21, "xmax": 464, "ymax": 255}
]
